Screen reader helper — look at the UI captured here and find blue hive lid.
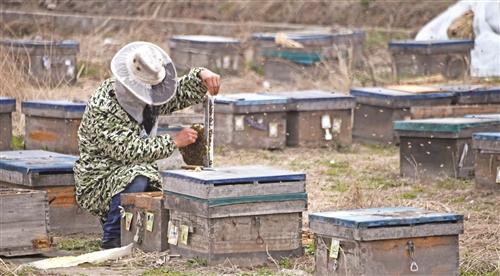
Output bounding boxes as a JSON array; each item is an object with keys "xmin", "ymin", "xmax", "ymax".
[
  {"xmin": 394, "ymin": 117, "xmax": 500, "ymax": 133},
  {"xmin": 252, "ymin": 31, "xmax": 334, "ymax": 42},
  {"xmin": 162, "ymin": 165, "xmax": 305, "ymax": 185},
  {"xmin": 473, "ymin": 132, "xmax": 500, "ymax": 141},
  {"xmin": 0, "ymin": 39, "xmax": 79, "ymax": 49},
  {"xmin": 0, "ymin": 150, "xmax": 77, "ymax": 174},
  {"xmin": 0, "ymin": 97, "xmax": 16, "ymax": 105},
  {"xmin": 350, "ymin": 87, "xmax": 454, "ymax": 100},
  {"xmin": 271, "ymin": 90, "xmax": 354, "ymax": 102},
  {"xmin": 214, "ymin": 93, "xmax": 289, "ymax": 106},
  {"xmin": 388, "ymin": 39, "xmax": 474, "ymax": 48},
  {"xmin": 22, "ymin": 100, "xmax": 87, "ymax": 113},
  {"xmin": 170, "ymin": 35, "xmax": 240, "ymax": 44},
  {"xmin": 465, "ymin": 113, "xmax": 500, "ymax": 120},
  {"xmin": 309, "ymin": 207, "xmax": 463, "ymax": 228}
]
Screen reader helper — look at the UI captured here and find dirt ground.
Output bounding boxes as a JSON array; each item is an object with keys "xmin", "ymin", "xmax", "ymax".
[{"xmin": 0, "ymin": 3, "xmax": 499, "ymax": 275}]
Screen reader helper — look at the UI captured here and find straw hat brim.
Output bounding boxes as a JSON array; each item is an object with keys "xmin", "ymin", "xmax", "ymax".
[{"xmin": 111, "ymin": 41, "xmax": 177, "ymax": 105}]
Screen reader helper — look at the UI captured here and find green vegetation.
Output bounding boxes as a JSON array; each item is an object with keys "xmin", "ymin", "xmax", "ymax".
[
  {"xmin": 142, "ymin": 268, "xmax": 195, "ymax": 276},
  {"xmin": 401, "ymin": 191, "xmax": 417, "ymax": 199},
  {"xmin": 186, "ymin": 257, "xmax": 207, "ymax": 268},
  {"xmin": 304, "ymin": 241, "xmax": 316, "ymax": 256},
  {"xmin": 278, "ymin": 257, "xmax": 292, "ymax": 269},
  {"xmin": 11, "ymin": 135, "xmax": 24, "ymax": 150},
  {"xmin": 56, "ymin": 237, "xmax": 101, "ymax": 252},
  {"xmin": 437, "ymin": 178, "xmax": 473, "ymax": 190}
]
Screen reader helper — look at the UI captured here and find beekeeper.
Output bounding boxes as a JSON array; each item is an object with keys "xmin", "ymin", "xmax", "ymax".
[{"xmin": 74, "ymin": 41, "xmax": 220, "ymax": 249}]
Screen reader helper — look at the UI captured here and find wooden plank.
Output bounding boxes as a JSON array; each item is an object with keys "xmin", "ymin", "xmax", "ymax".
[{"xmin": 411, "ymin": 104, "xmax": 500, "ymax": 119}]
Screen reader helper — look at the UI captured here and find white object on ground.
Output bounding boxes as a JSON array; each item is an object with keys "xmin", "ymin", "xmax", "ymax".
[
  {"xmin": 416, "ymin": 0, "xmax": 500, "ymax": 77},
  {"xmin": 27, "ymin": 244, "xmax": 133, "ymax": 270}
]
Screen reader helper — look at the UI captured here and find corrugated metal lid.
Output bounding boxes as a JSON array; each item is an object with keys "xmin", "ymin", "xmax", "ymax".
[
  {"xmin": 170, "ymin": 35, "xmax": 240, "ymax": 44},
  {"xmin": 162, "ymin": 165, "xmax": 305, "ymax": 185},
  {"xmin": 0, "ymin": 150, "xmax": 76, "ymax": 174},
  {"xmin": 394, "ymin": 117, "xmax": 500, "ymax": 133},
  {"xmin": 309, "ymin": 207, "xmax": 463, "ymax": 228},
  {"xmin": 22, "ymin": 100, "xmax": 87, "ymax": 113},
  {"xmin": 214, "ymin": 93, "xmax": 288, "ymax": 106},
  {"xmin": 388, "ymin": 39, "xmax": 474, "ymax": 48},
  {"xmin": 473, "ymin": 132, "xmax": 500, "ymax": 141}
]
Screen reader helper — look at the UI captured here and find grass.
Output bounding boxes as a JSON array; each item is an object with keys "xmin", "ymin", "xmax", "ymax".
[
  {"xmin": 278, "ymin": 257, "xmax": 293, "ymax": 269},
  {"xmin": 186, "ymin": 257, "xmax": 207, "ymax": 268},
  {"xmin": 11, "ymin": 135, "xmax": 24, "ymax": 150},
  {"xmin": 142, "ymin": 268, "xmax": 195, "ymax": 276},
  {"xmin": 437, "ymin": 178, "xmax": 473, "ymax": 190},
  {"xmin": 304, "ymin": 241, "xmax": 316, "ymax": 256},
  {"xmin": 56, "ymin": 237, "xmax": 101, "ymax": 252}
]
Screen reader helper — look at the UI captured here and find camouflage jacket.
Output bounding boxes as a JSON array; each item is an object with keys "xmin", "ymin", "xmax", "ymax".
[{"xmin": 74, "ymin": 68, "xmax": 207, "ymax": 219}]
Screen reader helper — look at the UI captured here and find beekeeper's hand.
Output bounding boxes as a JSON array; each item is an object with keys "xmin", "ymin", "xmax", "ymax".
[
  {"xmin": 199, "ymin": 69, "xmax": 220, "ymax": 95},
  {"xmin": 174, "ymin": 128, "xmax": 198, "ymax": 148}
]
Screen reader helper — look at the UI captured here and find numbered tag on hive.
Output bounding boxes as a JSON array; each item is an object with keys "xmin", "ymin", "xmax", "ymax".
[
  {"xmin": 180, "ymin": 224, "xmax": 189, "ymax": 245},
  {"xmin": 329, "ymin": 239, "xmax": 340, "ymax": 259},
  {"xmin": 167, "ymin": 221, "xmax": 179, "ymax": 245},
  {"xmin": 269, "ymin": 122, "xmax": 278, "ymax": 138},
  {"xmin": 146, "ymin": 212, "xmax": 155, "ymax": 232}
]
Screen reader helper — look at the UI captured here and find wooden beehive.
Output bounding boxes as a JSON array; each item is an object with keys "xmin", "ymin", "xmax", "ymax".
[
  {"xmin": 388, "ymin": 39, "xmax": 474, "ymax": 81},
  {"xmin": 0, "ymin": 150, "xmax": 100, "ymax": 234},
  {"xmin": 0, "ymin": 97, "xmax": 15, "ymax": 150},
  {"xmin": 394, "ymin": 117, "xmax": 500, "ymax": 180},
  {"xmin": 451, "ymin": 86, "xmax": 500, "ymax": 105},
  {"xmin": 309, "ymin": 207, "xmax": 463, "ymax": 276},
  {"xmin": 120, "ymin": 192, "xmax": 169, "ymax": 252},
  {"xmin": 168, "ymin": 35, "xmax": 242, "ymax": 75},
  {"xmin": 472, "ymin": 132, "xmax": 500, "ymax": 189},
  {"xmin": 214, "ymin": 93, "xmax": 288, "ymax": 149},
  {"xmin": 351, "ymin": 86, "xmax": 455, "ymax": 145},
  {"xmin": 268, "ymin": 90, "xmax": 355, "ymax": 147},
  {"xmin": 0, "ymin": 39, "xmax": 79, "ymax": 87},
  {"xmin": 0, "ymin": 188, "xmax": 51, "ymax": 256},
  {"xmin": 22, "ymin": 100, "xmax": 86, "ymax": 154},
  {"xmin": 253, "ymin": 30, "xmax": 365, "ymax": 82},
  {"xmin": 162, "ymin": 165, "xmax": 307, "ymax": 266}
]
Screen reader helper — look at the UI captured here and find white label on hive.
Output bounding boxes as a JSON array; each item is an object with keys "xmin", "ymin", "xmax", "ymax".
[
  {"xmin": 329, "ymin": 239, "xmax": 340, "ymax": 259},
  {"xmin": 496, "ymin": 167, "xmax": 500, "ymax": 184},
  {"xmin": 223, "ymin": 56, "xmax": 231, "ymax": 69},
  {"xmin": 146, "ymin": 212, "xmax": 155, "ymax": 232},
  {"xmin": 269, "ymin": 122, "xmax": 278, "ymax": 137},
  {"xmin": 42, "ymin": 56, "xmax": 51, "ymax": 70},
  {"xmin": 332, "ymin": 118, "xmax": 342, "ymax": 134},
  {"xmin": 167, "ymin": 221, "xmax": 179, "ymax": 245},
  {"xmin": 235, "ymin": 115, "xmax": 245, "ymax": 131},
  {"xmin": 180, "ymin": 225, "xmax": 189, "ymax": 245}
]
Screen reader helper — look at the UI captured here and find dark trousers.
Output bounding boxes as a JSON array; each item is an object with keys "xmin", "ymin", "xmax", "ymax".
[{"xmin": 102, "ymin": 176, "xmax": 149, "ymax": 242}]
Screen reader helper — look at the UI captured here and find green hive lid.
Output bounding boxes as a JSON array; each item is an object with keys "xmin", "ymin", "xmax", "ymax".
[{"xmin": 394, "ymin": 117, "xmax": 500, "ymax": 133}]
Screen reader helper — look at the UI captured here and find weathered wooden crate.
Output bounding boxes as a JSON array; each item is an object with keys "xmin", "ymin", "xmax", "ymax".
[
  {"xmin": 168, "ymin": 35, "xmax": 242, "ymax": 75},
  {"xmin": 0, "ymin": 97, "xmax": 15, "ymax": 150},
  {"xmin": 389, "ymin": 39, "xmax": 474, "ymax": 81},
  {"xmin": 162, "ymin": 165, "xmax": 307, "ymax": 266},
  {"xmin": 121, "ymin": 192, "xmax": 169, "ymax": 252},
  {"xmin": 0, "ymin": 150, "xmax": 100, "ymax": 234},
  {"xmin": 0, "ymin": 39, "xmax": 79, "ymax": 87},
  {"xmin": 253, "ymin": 30, "xmax": 365, "ymax": 83},
  {"xmin": 351, "ymin": 86, "xmax": 455, "ymax": 145},
  {"xmin": 309, "ymin": 207, "xmax": 464, "ymax": 276},
  {"xmin": 22, "ymin": 100, "xmax": 86, "ymax": 154},
  {"xmin": 394, "ymin": 117, "xmax": 500, "ymax": 180},
  {"xmin": 451, "ymin": 86, "xmax": 500, "ymax": 105},
  {"xmin": 268, "ymin": 90, "xmax": 355, "ymax": 147},
  {"xmin": 214, "ymin": 93, "xmax": 288, "ymax": 149},
  {"xmin": 0, "ymin": 188, "xmax": 51, "ymax": 256},
  {"xmin": 411, "ymin": 103, "xmax": 500, "ymax": 119},
  {"xmin": 472, "ymin": 132, "xmax": 500, "ymax": 189}
]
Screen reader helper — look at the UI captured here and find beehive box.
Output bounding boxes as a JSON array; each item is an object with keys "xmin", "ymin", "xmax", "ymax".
[
  {"xmin": 214, "ymin": 93, "xmax": 288, "ymax": 149},
  {"xmin": 253, "ymin": 31, "xmax": 365, "ymax": 82},
  {"xmin": 22, "ymin": 100, "xmax": 86, "ymax": 154},
  {"xmin": 0, "ymin": 39, "xmax": 79, "ymax": 87},
  {"xmin": 0, "ymin": 97, "xmax": 15, "ymax": 150},
  {"xmin": 268, "ymin": 90, "xmax": 355, "ymax": 147},
  {"xmin": 162, "ymin": 165, "xmax": 307, "ymax": 266},
  {"xmin": 394, "ymin": 117, "xmax": 500, "ymax": 179},
  {"xmin": 351, "ymin": 86, "xmax": 455, "ymax": 145},
  {"xmin": 388, "ymin": 39, "xmax": 474, "ymax": 81},
  {"xmin": 0, "ymin": 150, "xmax": 100, "ymax": 234},
  {"xmin": 168, "ymin": 35, "xmax": 242, "ymax": 74},
  {"xmin": 0, "ymin": 188, "xmax": 51, "ymax": 256},
  {"xmin": 121, "ymin": 192, "xmax": 169, "ymax": 252},
  {"xmin": 451, "ymin": 86, "xmax": 500, "ymax": 105},
  {"xmin": 472, "ymin": 132, "xmax": 500, "ymax": 189},
  {"xmin": 309, "ymin": 207, "xmax": 463, "ymax": 276}
]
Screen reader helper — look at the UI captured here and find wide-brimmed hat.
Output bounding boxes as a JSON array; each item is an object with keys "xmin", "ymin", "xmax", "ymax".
[{"xmin": 111, "ymin": 41, "xmax": 177, "ymax": 105}]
